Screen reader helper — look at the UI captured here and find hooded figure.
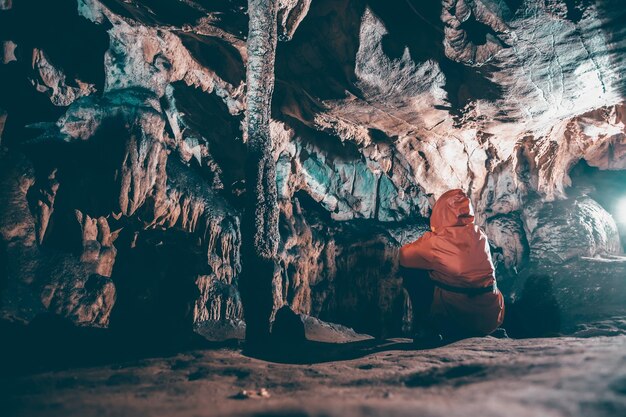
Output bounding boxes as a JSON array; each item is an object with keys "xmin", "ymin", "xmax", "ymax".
[{"xmin": 399, "ymin": 189, "xmax": 504, "ymax": 338}]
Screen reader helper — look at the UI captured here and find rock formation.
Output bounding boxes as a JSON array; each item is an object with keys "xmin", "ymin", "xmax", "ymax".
[{"xmin": 1, "ymin": 0, "xmax": 625, "ymax": 339}]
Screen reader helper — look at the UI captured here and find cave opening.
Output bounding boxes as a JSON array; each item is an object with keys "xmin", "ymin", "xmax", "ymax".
[{"xmin": 568, "ymin": 159, "xmax": 626, "ymax": 252}]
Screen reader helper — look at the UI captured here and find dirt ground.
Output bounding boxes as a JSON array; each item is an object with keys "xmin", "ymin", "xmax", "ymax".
[{"xmin": 2, "ymin": 335, "xmax": 625, "ymax": 417}]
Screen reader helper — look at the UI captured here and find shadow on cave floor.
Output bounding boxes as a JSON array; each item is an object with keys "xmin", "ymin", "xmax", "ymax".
[
  {"xmin": 243, "ymin": 338, "xmax": 417, "ymax": 365},
  {"xmin": 0, "ymin": 270, "xmax": 577, "ymax": 374},
  {"xmin": 0, "ymin": 314, "xmax": 452, "ymax": 375},
  {"xmin": 0, "ymin": 315, "xmax": 428, "ymax": 373},
  {"xmin": 0, "ymin": 315, "xmax": 229, "ymax": 377}
]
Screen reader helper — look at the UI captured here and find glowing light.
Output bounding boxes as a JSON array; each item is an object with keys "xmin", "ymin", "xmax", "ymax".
[{"xmin": 617, "ymin": 198, "xmax": 626, "ymax": 224}]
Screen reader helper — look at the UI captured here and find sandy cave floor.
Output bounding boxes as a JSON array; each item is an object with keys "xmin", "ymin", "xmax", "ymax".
[{"xmin": 2, "ymin": 335, "xmax": 626, "ymax": 417}]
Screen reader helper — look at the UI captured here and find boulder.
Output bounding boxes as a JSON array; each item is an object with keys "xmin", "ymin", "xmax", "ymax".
[
  {"xmin": 510, "ymin": 256, "xmax": 626, "ymax": 336},
  {"xmin": 522, "ymin": 196, "xmax": 622, "ymax": 264}
]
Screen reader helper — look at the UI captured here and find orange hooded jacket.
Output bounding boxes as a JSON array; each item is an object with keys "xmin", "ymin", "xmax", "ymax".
[{"xmin": 399, "ymin": 189, "xmax": 504, "ymax": 336}]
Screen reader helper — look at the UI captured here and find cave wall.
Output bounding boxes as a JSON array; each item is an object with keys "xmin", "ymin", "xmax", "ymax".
[{"xmin": 1, "ymin": 0, "xmax": 625, "ymax": 338}]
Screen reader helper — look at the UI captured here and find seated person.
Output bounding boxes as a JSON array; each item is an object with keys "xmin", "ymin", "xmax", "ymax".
[{"xmin": 399, "ymin": 189, "xmax": 504, "ymax": 346}]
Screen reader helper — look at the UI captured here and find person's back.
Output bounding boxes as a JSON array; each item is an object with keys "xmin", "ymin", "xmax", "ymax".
[{"xmin": 399, "ymin": 189, "xmax": 504, "ymax": 340}]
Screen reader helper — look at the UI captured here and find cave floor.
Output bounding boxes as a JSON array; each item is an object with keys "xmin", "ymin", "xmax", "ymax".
[{"xmin": 2, "ymin": 336, "xmax": 626, "ymax": 417}]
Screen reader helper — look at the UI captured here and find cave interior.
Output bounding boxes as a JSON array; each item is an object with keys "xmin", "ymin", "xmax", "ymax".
[{"xmin": 1, "ymin": 1, "xmax": 626, "ymax": 417}]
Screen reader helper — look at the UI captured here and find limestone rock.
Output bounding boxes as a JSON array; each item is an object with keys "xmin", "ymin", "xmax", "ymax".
[
  {"xmin": 0, "ymin": 150, "xmax": 40, "ymax": 323},
  {"xmin": 1, "ymin": 0, "xmax": 625, "ymax": 339},
  {"xmin": 301, "ymin": 314, "xmax": 373, "ymax": 343},
  {"xmin": 510, "ymin": 256, "xmax": 626, "ymax": 336},
  {"xmin": 441, "ymin": 0, "xmax": 512, "ymax": 66},
  {"xmin": 30, "ymin": 49, "xmax": 96, "ymax": 107},
  {"xmin": 272, "ymin": 195, "xmax": 431, "ymax": 337},
  {"xmin": 40, "ymin": 271, "xmax": 116, "ymax": 327},
  {"xmin": 2, "ymin": 40, "xmax": 17, "ymax": 64},
  {"xmin": 278, "ymin": 0, "xmax": 312, "ymax": 41},
  {"xmin": 522, "ymin": 196, "xmax": 622, "ymax": 264},
  {"xmin": 520, "ymin": 104, "xmax": 626, "ymax": 201},
  {"xmin": 485, "ymin": 213, "xmax": 528, "ymax": 275},
  {"xmin": 0, "ymin": 150, "xmax": 116, "ymax": 327}
]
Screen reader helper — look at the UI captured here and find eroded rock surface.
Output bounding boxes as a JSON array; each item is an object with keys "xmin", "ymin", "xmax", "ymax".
[
  {"xmin": 3, "ymin": 336, "xmax": 626, "ymax": 417},
  {"xmin": 522, "ymin": 195, "xmax": 622, "ymax": 264},
  {"xmin": 0, "ymin": 0, "xmax": 625, "ymax": 338}
]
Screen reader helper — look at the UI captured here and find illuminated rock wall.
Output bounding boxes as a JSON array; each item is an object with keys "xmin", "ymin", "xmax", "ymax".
[{"xmin": 1, "ymin": 0, "xmax": 625, "ymax": 338}]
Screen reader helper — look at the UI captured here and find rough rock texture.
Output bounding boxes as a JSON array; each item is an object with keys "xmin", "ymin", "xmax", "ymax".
[
  {"xmin": 522, "ymin": 195, "xmax": 622, "ymax": 264},
  {"xmin": 3, "ymin": 335, "xmax": 626, "ymax": 417},
  {"xmin": 0, "ymin": 149, "xmax": 116, "ymax": 327},
  {"xmin": 1, "ymin": 0, "xmax": 625, "ymax": 338},
  {"xmin": 239, "ymin": 0, "xmax": 281, "ymax": 342},
  {"xmin": 510, "ymin": 255, "xmax": 626, "ymax": 336}
]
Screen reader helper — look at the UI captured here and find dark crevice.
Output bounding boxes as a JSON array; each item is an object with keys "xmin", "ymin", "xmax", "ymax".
[
  {"xmin": 99, "ymin": 0, "xmax": 247, "ymax": 34},
  {"xmin": 368, "ymin": 128, "xmax": 394, "ymax": 144},
  {"xmin": 438, "ymin": 60, "xmax": 505, "ymax": 111},
  {"xmin": 176, "ymin": 32, "xmax": 245, "ymax": 86},
  {"xmin": 503, "ymin": 0, "xmax": 525, "ymax": 15},
  {"xmin": 1, "ymin": 0, "xmax": 109, "ymax": 90},
  {"xmin": 0, "ymin": 240, "xmax": 8, "ymax": 306},
  {"xmin": 367, "ymin": 0, "xmax": 443, "ymax": 65},
  {"xmin": 460, "ymin": 12, "xmax": 510, "ymax": 48},
  {"xmin": 275, "ymin": 0, "xmax": 367, "ymax": 102},
  {"xmin": 381, "ymin": 33, "xmax": 405, "ymax": 61},
  {"xmin": 0, "ymin": 0, "xmax": 108, "ymax": 149},
  {"xmin": 99, "ymin": 0, "xmax": 205, "ymax": 27},
  {"xmin": 294, "ymin": 190, "xmax": 333, "ymax": 224},
  {"xmin": 28, "ymin": 117, "xmax": 129, "ymax": 223},
  {"xmin": 505, "ymin": 274, "xmax": 561, "ymax": 338},
  {"xmin": 563, "ymin": 0, "xmax": 594, "ymax": 24},
  {"xmin": 171, "ymin": 81, "xmax": 245, "ymax": 201},
  {"xmin": 286, "ymin": 263, "xmax": 297, "ymax": 304},
  {"xmin": 0, "ymin": 63, "xmax": 67, "ymax": 148},
  {"xmin": 190, "ymin": 0, "xmax": 248, "ymax": 35},
  {"xmin": 192, "ymin": 0, "xmax": 247, "ymax": 13},
  {"xmin": 418, "ymin": 150, "xmax": 430, "ymax": 172},
  {"xmin": 283, "ymin": 115, "xmax": 364, "ymax": 163},
  {"xmin": 109, "ymin": 227, "xmax": 206, "ymax": 342},
  {"xmin": 367, "ymin": 0, "xmax": 505, "ymax": 111}
]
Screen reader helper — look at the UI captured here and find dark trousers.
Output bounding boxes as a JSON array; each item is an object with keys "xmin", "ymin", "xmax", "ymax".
[{"xmin": 400, "ymin": 267, "xmax": 435, "ymax": 334}]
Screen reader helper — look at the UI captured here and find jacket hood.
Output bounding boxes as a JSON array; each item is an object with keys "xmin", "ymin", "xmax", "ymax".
[{"xmin": 430, "ymin": 189, "xmax": 475, "ymax": 232}]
